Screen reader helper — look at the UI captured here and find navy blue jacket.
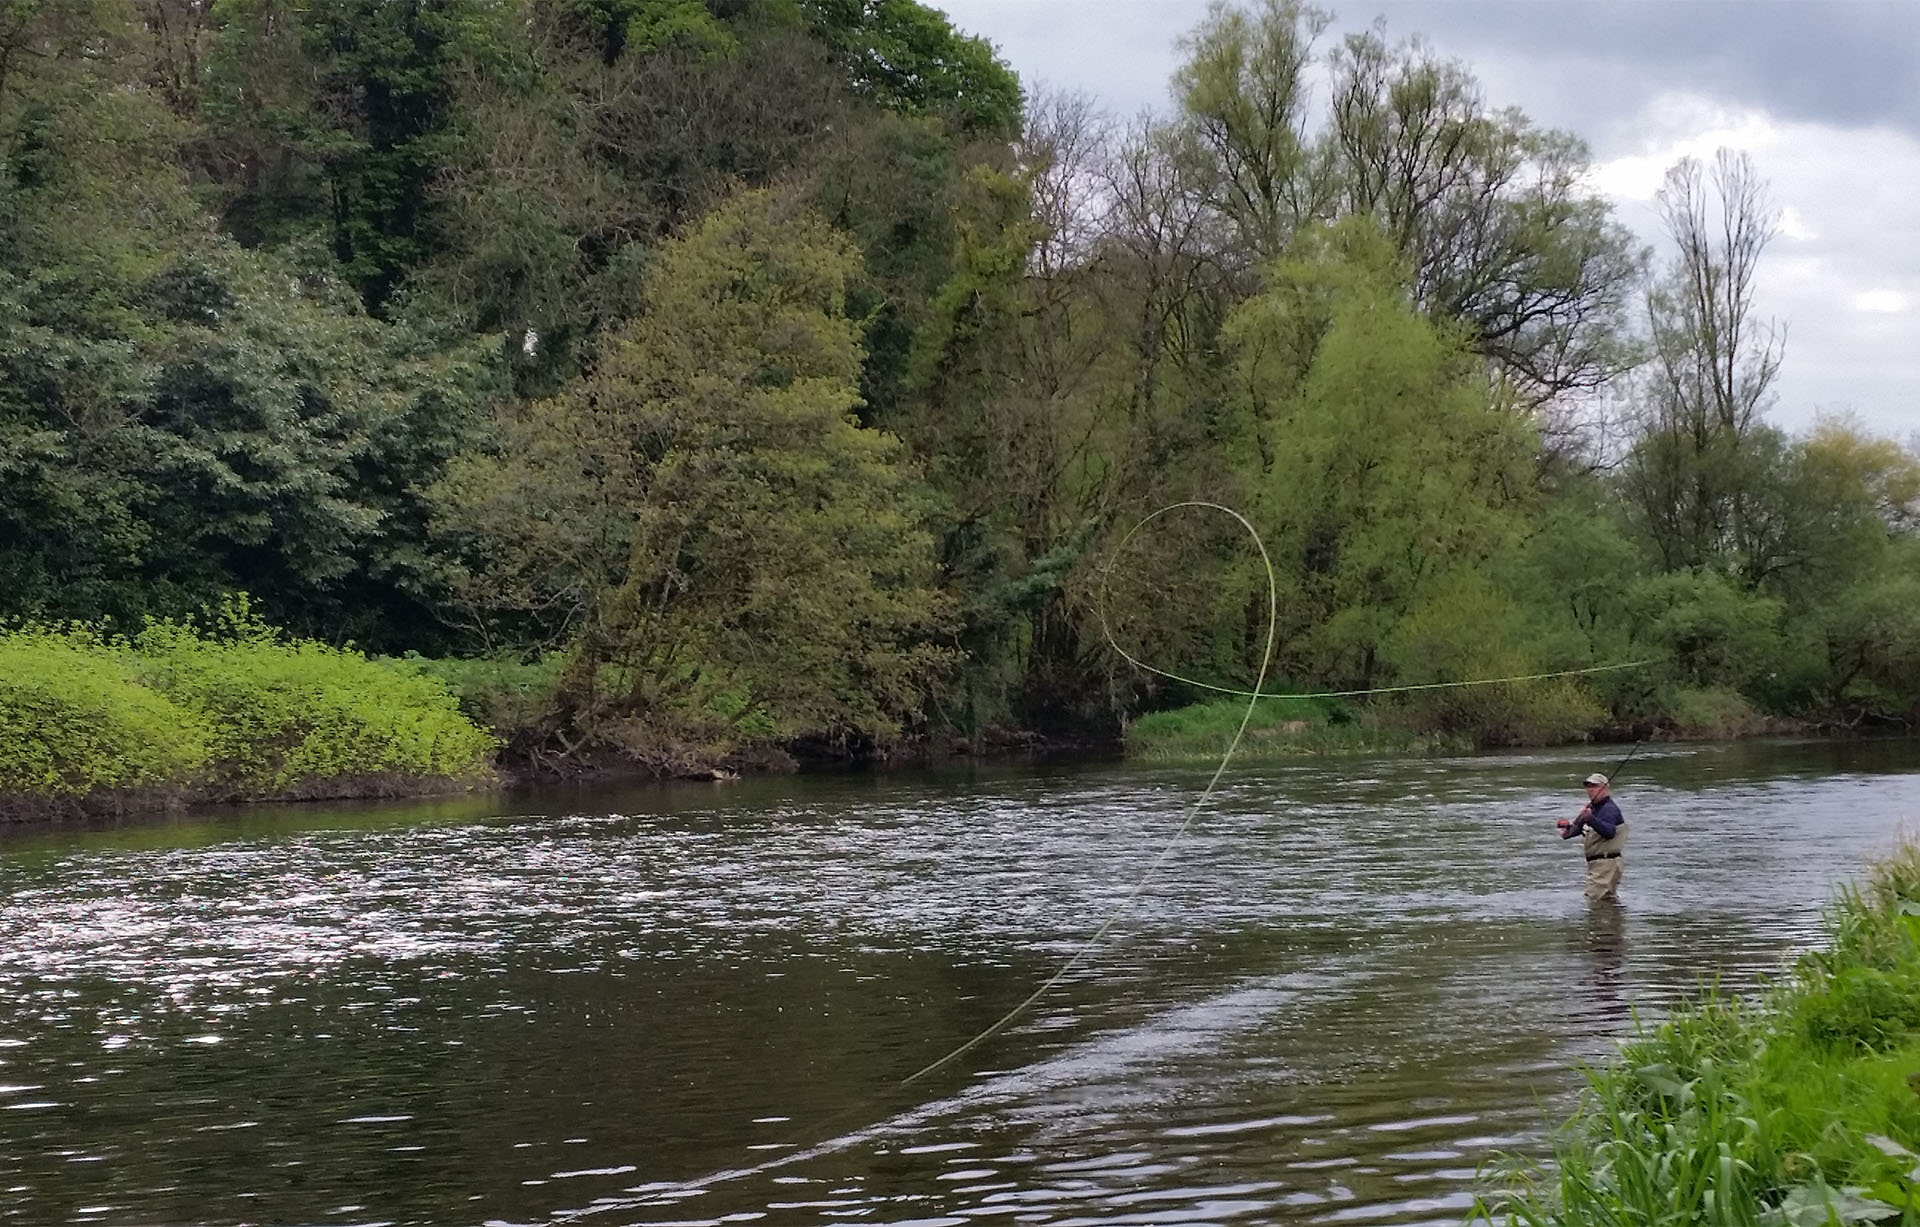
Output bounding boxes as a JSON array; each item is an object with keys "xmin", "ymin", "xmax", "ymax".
[{"xmin": 1566, "ymin": 796, "xmax": 1624, "ymax": 840}]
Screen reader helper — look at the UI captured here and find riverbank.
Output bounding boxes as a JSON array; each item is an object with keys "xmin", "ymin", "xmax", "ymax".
[
  {"xmin": 0, "ymin": 620, "xmax": 496, "ymax": 822},
  {"xmin": 1484, "ymin": 841, "xmax": 1920, "ymax": 1226},
  {"xmin": 6, "ymin": 618, "xmax": 1866, "ymax": 820},
  {"xmin": 1124, "ymin": 681, "xmax": 1819, "ymax": 764}
]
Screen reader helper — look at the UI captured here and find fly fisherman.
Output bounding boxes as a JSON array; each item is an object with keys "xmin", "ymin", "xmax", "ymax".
[{"xmin": 1558, "ymin": 772, "xmax": 1626, "ymax": 901}]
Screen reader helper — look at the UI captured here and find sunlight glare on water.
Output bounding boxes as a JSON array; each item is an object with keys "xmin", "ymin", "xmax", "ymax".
[{"xmin": 1, "ymin": 738, "xmax": 1916, "ymax": 1225}]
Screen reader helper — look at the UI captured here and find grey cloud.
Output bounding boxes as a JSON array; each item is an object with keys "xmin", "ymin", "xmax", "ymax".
[
  {"xmin": 944, "ymin": 2, "xmax": 1917, "ymax": 141},
  {"xmin": 1322, "ymin": 0, "xmax": 1920, "ymax": 139}
]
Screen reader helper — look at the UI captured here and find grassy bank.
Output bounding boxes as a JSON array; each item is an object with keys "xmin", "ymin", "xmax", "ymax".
[
  {"xmin": 1120, "ymin": 675, "xmax": 1814, "ymax": 764},
  {"xmin": 1126, "ymin": 695, "xmax": 1474, "ymax": 763},
  {"xmin": 1484, "ymin": 843, "xmax": 1920, "ymax": 1226},
  {"xmin": 0, "ymin": 617, "xmax": 496, "ymax": 819}
]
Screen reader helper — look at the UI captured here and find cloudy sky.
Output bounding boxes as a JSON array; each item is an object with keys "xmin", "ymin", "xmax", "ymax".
[{"xmin": 934, "ymin": 0, "xmax": 1920, "ymax": 440}]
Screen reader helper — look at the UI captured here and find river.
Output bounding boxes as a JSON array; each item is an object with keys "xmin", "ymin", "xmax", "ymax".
[{"xmin": 2, "ymin": 738, "xmax": 1917, "ymax": 1226}]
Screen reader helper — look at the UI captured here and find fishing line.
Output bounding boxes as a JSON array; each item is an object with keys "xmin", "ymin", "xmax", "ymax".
[
  {"xmin": 897, "ymin": 502, "xmax": 1280, "ymax": 1088},
  {"xmin": 901, "ymin": 500, "xmax": 1658, "ymax": 1087},
  {"xmin": 552, "ymin": 502, "xmax": 1279, "ymax": 1223},
  {"xmin": 569, "ymin": 501, "xmax": 1652, "ymax": 1216}
]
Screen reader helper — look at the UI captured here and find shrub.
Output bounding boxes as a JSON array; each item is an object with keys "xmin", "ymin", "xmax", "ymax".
[
  {"xmin": 1381, "ymin": 576, "xmax": 1608, "ymax": 746},
  {"xmin": 1667, "ymin": 685, "xmax": 1770, "ymax": 738},
  {"xmin": 0, "ymin": 628, "xmax": 208, "ymax": 796},
  {"xmin": 134, "ymin": 619, "xmax": 497, "ymax": 796},
  {"xmin": 1629, "ymin": 570, "xmax": 1785, "ymax": 692},
  {"xmin": 394, "ymin": 654, "xmax": 566, "ymax": 737}
]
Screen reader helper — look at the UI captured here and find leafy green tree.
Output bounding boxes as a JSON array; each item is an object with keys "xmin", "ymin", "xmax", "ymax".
[
  {"xmin": 437, "ymin": 190, "xmax": 951, "ymax": 756},
  {"xmin": 1820, "ymin": 557, "xmax": 1920, "ymax": 725},
  {"xmin": 1737, "ymin": 414, "xmax": 1920, "ymax": 598},
  {"xmin": 1169, "ymin": 0, "xmax": 1332, "ymax": 265},
  {"xmin": 425, "ymin": 0, "xmax": 946, "ymax": 393},
  {"xmin": 564, "ymin": 0, "xmax": 739, "ymax": 63},
  {"xmin": 800, "ymin": 0, "xmax": 1021, "ymax": 135},
  {"xmin": 1166, "ymin": 2, "xmax": 1642, "ymax": 410},
  {"xmin": 0, "ymin": 241, "xmax": 496, "ymax": 646},
  {"xmin": 1627, "ymin": 570, "xmax": 1784, "ymax": 694},
  {"xmin": 198, "ymin": 0, "xmax": 514, "ymax": 311},
  {"xmin": 0, "ymin": 7, "xmax": 495, "ymax": 648},
  {"xmin": 1224, "ymin": 219, "xmax": 1534, "ymax": 688}
]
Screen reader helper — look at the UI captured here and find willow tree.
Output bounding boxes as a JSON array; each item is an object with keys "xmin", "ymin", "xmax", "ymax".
[
  {"xmin": 1224, "ymin": 219, "xmax": 1536, "ymax": 690},
  {"xmin": 1169, "ymin": 0, "xmax": 1333, "ymax": 268},
  {"xmin": 1166, "ymin": 1, "xmax": 1642, "ymax": 412},
  {"xmin": 1325, "ymin": 25, "xmax": 1643, "ymax": 411},
  {"xmin": 436, "ymin": 190, "xmax": 950, "ymax": 759}
]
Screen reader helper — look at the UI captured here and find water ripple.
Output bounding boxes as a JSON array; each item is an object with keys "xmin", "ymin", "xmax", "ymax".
[{"xmin": 0, "ymin": 739, "xmax": 1915, "ymax": 1224}]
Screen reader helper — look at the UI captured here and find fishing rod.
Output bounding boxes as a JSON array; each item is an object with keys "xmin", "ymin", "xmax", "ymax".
[{"xmin": 1604, "ymin": 737, "xmax": 1646, "ymax": 785}]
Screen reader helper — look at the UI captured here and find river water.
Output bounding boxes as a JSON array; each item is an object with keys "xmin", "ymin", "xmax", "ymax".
[{"xmin": 2, "ymin": 738, "xmax": 1917, "ymax": 1227}]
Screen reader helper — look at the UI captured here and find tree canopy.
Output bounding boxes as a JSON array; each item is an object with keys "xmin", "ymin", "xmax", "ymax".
[{"xmin": 3, "ymin": 0, "xmax": 1916, "ymax": 765}]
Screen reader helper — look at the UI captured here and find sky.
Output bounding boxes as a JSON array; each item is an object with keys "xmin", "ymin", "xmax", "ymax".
[{"xmin": 933, "ymin": 0, "xmax": 1920, "ymax": 440}]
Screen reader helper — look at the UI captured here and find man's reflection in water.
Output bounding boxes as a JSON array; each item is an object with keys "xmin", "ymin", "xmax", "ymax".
[{"xmin": 1585, "ymin": 899, "xmax": 1629, "ymax": 1028}]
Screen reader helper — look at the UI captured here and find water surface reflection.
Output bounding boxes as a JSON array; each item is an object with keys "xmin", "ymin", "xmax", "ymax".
[{"xmin": 1, "ymin": 739, "xmax": 1916, "ymax": 1225}]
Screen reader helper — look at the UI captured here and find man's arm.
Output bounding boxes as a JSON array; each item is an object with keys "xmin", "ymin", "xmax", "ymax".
[{"xmin": 1586, "ymin": 799, "xmax": 1622, "ymax": 839}]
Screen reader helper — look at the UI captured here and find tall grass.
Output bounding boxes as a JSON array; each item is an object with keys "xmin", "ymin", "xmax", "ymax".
[{"xmin": 1483, "ymin": 843, "xmax": 1920, "ymax": 1227}]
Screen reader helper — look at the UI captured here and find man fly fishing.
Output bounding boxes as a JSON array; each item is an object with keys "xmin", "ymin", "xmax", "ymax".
[{"xmin": 1559, "ymin": 770, "xmax": 1627, "ymax": 901}]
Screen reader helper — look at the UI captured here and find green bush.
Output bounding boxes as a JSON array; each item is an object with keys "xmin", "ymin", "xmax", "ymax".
[
  {"xmin": 134, "ymin": 619, "xmax": 497, "ymax": 795},
  {"xmin": 0, "ymin": 616, "xmax": 497, "ymax": 807},
  {"xmin": 1381, "ymin": 576, "xmax": 1608, "ymax": 746},
  {"xmin": 1394, "ymin": 677, "xmax": 1607, "ymax": 747},
  {"xmin": 395, "ymin": 654, "xmax": 566, "ymax": 737},
  {"xmin": 1630, "ymin": 571, "xmax": 1786, "ymax": 692},
  {"xmin": 1667, "ymin": 685, "xmax": 1770, "ymax": 738},
  {"xmin": 0, "ymin": 628, "xmax": 208, "ymax": 796}
]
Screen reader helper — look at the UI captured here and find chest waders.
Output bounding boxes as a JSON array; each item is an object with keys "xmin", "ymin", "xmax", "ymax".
[{"xmin": 1582, "ymin": 824, "xmax": 1626, "ymax": 901}]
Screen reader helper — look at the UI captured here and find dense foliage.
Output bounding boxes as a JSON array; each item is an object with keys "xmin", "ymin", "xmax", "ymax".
[
  {"xmin": 2, "ymin": 0, "xmax": 1915, "ymax": 773},
  {"xmin": 0, "ymin": 614, "xmax": 495, "ymax": 809}
]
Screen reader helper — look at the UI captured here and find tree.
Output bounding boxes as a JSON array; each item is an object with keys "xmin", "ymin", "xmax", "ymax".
[
  {"xmin": 1223, "ymin": 218, "xmax": 1534, "ymax": 688},
  {"xmin": 1325, "ymin": 26, "xmax": 1643, "ymax": 411},
  {"xmin": 0, "ymin": 4, "xmax": 496, "ymax": 648},
  {"xmin": 1169, "ymin": 0, "xmax": 1332, "ymax": 266},
  {"xmin": 436, "ymin": 190, "xmax": 951, "ymax": 754},
  {"xmin": 1624, "ymin": 149, "xmax": 1783, "ymax": 575},
  {"xmin": 197, "ymin": 0, "xmax": 514, "ymax": 312},
  {"xmin": 1166, "ymin": 3, "xmax": 1642, "ymax": 413},
  {"xmin": 1820, "ymin": 558, "xmax": 1920, "ymax": 725},
  {"xmin": 799, "ymin": 0, "xmax": 1021, "ymax": 136}
]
